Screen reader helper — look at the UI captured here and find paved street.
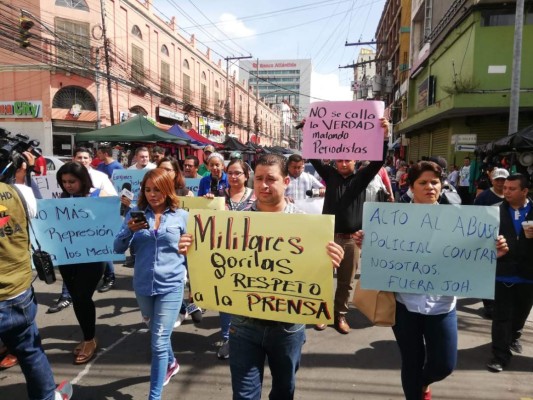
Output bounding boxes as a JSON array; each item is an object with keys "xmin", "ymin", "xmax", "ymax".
[{"xmin": 2, "ymin": 265, "xmax": 532, "ymax": 400}]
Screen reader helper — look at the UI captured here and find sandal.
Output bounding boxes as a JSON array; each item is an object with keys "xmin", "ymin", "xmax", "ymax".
[{"xmin": 74, "ymin": 339, "xmax": 97, "ymax": 365}]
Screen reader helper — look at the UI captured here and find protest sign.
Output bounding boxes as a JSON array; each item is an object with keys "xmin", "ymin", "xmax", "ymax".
[
  {"xmin": 360, "ymin": 203, "xmax": 500, "ymax": 298},
  {"xmin": 302, "ymin": 100, "xmax": 385, "ymax": 160},
  {"xmin": 186, "ymin": 210, "xmax": 335, "ymax": 324},
  {"xmin": 293, "ymin": 198, "xmax": 324, "ymax": 215},
  {"xmin": 32, "ymin": 175, "xmax": 62, "ymax": 199},
  {"xmin": 185, "ymin": 178, "xmax": 202, "ymax": 196},
  {"xmin": 32, "ymin": 197, "xmax": 124, "ymax": 265},
  {"xmin": 112, "ymin": 169, "xmax": 148, "ymax": 202},
  {"xmin": 178, "ymin": 196, "xmax": 225, "ymax": 211}
]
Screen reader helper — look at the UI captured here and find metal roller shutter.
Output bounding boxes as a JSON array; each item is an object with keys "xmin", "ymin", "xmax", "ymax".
[
  {"xmin": 409, "ymin": 135, "xmax": 419, "ymax": 162},
  {"xmin": 431, "ymin": 128, "xmax": 449, "ymax": 160},
  {"xmin": 419, "ymin": 133, "xmax": 430, "ymax": 159},
  {"xmin": 467, "ymin": 117, "xmax": 507, "ymax": 145}
]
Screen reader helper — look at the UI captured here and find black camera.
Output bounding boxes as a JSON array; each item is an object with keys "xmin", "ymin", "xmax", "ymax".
[
  {"xmin": 32, "ymin": 250, "xmax": 56, "ymax": 284},
  {"xmin": 0, "ymin": 127, "xmax": 41, "ymax": 182}
]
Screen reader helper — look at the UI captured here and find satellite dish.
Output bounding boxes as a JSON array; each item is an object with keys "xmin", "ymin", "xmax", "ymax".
[{"xmin": 518, "ymin": 152, "xmax": 533, "ymax": 167}]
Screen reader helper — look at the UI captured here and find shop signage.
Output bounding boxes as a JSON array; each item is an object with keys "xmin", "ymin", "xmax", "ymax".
[
  {"xmin": 158, "ymin": 107, "xmax": 185, "ymax": 122},
  {"xmin": 451, "ymin": 134, "xmax": 477, "ymax": 145},
  {"xmin": 0, "ymin": 101, "xmax": 42, "ymax": 118}
]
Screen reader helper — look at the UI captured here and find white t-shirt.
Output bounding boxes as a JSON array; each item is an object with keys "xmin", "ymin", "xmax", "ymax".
[
  {"xmin": 88, "ymin": 168, "xmax": 118, "ymax": 195},
  {"xmin": 14, "ymin": 184, "xmax": 37, "ymax": 218},
  {"xmin": 127, "ymin": 162, "xmax": 156, "ymax": 170}
]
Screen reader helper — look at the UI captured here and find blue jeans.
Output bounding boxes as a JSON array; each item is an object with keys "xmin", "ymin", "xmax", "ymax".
[
  {"xmin": 104, "ymin": 261, "xmax": 115, "ymax": 278},
  {"xmin": 136, "ymin": 286, "xmax": 184, "ymax": 400},
  {"xmin": 229, "ymin": 316, "xmax": 306, "ymax": 400},
  {"xmin": 392, "ymin": 301, "xmax": 457, "ymax": 400},
  {"xmin": 0, "ymin": 288, "xmax": 57, "ymax": 400},
  {"xmin": 220, "ymin": 312, "xmax": 232, "ymax": 340}
]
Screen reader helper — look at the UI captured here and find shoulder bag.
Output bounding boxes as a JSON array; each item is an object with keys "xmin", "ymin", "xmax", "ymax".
[{"xmin": 352, "ymin": 280, "xmax": 396, "ymax": 327}]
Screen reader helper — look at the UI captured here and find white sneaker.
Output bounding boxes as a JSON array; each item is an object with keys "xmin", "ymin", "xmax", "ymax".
[
  {"xmin": 54, "ymin": 380, "xmax": 73, "ymax": 400},
  {"xmin": 173, "ymin": 311, "xmax": 188, "ymax": 328}
]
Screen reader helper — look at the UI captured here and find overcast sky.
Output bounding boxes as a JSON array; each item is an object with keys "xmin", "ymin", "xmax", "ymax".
[{"xmin": 155, "ymin": 0, "xmax": 386, "ymax": 103}]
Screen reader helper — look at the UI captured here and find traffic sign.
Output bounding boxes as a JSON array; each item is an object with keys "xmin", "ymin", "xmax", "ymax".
[
  {"xmin": 455, "ymin": 144, "xmax": 476, "ymax": 152},
  {"xmin": 451, "ymin": 134, "xmax": 477, "ymax": 145}
]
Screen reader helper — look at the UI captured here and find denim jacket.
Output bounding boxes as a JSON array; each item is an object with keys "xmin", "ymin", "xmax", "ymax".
[{"xmin": 114, "ymin": 206, "xmax": 188, "ymax": 296}]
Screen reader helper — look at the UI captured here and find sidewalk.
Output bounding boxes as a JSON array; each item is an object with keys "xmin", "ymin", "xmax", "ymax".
[{"xmin": 1, "ymin": 266, "xmax": 532, "ymax": 399}]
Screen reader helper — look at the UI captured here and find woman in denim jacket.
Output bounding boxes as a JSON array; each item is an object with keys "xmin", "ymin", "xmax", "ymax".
[{"xmin": 114, "ymin": 168, "xmax": 188, "ymax": 400}]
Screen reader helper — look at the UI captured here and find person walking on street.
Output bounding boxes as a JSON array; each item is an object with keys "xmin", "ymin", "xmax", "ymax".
[
  {"xmin": 178, "ymin": 154, "xmax": 344, "ymax": 400},
  {"xmin": 487, "ymin": 173, "xmax": 533, "ymax": 373},
  {"xmin": 310, "ymin": 118, "xmax": 389, "ymax": 334},
  {"xmin": 355, "ymin": 161, "xmax": 508, "ymax": 400},
  {"xmin": 457, "ymin": 157, "xmax": 472, "ymax": 205},
  {"xmin": 0, "ymin": 152, "xmax": 73, "ymax": 399},
  {"xmin": 114, "ymin": 169, "xmax": 188, "ymax": 399},
  {"xmin": 56, "ymin": 162, "xmax": 109, "ymax": 364}
]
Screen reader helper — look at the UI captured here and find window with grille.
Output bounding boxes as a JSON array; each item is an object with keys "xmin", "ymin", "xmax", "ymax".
[
  {"xmin": 201, "ymin": 83, "xmax": 207, "ymax": 109},
  {"xmin": 161, "ymin": 61, "xmax": 171, "ymax": 95},
  {"xmin": 214, "ymin": 91, "xmax": 220, "ymax": 115},
  {"xmin": 55, "ymin": 0, "xmax": 89, "ymax": 11},
  {"xmin": 183, "ymin": 74, "xmax": 191, "ymax": 103},
  {"xmin": 55, "ymin": 18, "xmax": 90, "ymax": 69},
  {"xmin": 131, "ymin": 44, "xmax": 144, "ymax": 84}
]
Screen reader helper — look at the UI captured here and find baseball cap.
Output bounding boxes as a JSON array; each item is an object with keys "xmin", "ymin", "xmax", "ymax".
[
  {"xmin": 204, "ymin": 145, "xmax": 215, "ymax": 153},
  {"xmin": 492, "ymin": 168, "xmax": 509, "ymax": 180},
  {"xmin": 230, "ymin": 151, "xmax": 242, "ymax": 160}
]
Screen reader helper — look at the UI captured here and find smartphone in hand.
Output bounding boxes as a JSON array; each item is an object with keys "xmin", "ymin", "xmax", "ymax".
[{"xmin": 130, "ymin": 210, "xmax": 148, "ymax": 225}]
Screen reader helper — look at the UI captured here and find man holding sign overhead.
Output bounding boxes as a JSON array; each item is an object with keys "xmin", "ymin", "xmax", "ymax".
[
  {"xmin": 178, "ymin": 154, "xmax": 344, "ymax": 400},
  {"xmin": 307, "ymin": 103, "xmax": 390, "ymax": 334}
]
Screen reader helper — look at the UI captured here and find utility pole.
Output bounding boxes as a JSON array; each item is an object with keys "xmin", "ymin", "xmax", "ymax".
[
  {"xmin": 95, "ymin": 47, "xmax": 101, "ymax": 129},
  {"xmin": 509, "ymin": 0, "xmax": 524, "ymax": 135},
  {"xmin": 255, "ymin": 58, "xmax": 259, "ymax": 142},
  {"xmin": 100, "ymin": 0, "xmax": 114, "ymax": 125},
  {"xmin": 224, "ymin": 55, "xmax": 252, "ymax": 140}
]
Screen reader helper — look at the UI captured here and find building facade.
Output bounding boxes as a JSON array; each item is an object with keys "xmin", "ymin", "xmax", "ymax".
[
  {"xmin": 373, "ymin": 0, "xmax": 533, "ymax": 166},
  {"xmin": 0, "ymin": 0, "xmax": 281, "ymax": 155},
  {"xmin": 239, "ymin": 59, "xmax": 311, "ymax": 148}
]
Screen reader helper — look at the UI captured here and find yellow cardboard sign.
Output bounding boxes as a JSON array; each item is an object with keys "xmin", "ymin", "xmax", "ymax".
[
  {"xmin": 186, "ymin": 209, "xmax": 335, "ymax": 324},
  {"xmin": 178, "ymin": 196, "xmax": 225, "ymax": 211}
]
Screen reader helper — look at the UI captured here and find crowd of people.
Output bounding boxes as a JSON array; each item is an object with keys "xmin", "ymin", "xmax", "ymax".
[{"xmin": 1, "ymin": 125, "xmax": 532, "ymax": 400}]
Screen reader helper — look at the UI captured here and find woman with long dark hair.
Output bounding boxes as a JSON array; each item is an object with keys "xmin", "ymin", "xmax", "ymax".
[
  {"xmin": 56, "ymin": 161, "xmax": 108, "ymax": 364},
  {"xmin": 114, "ymin": 168, "xmax": 188, "ymax": 399}
]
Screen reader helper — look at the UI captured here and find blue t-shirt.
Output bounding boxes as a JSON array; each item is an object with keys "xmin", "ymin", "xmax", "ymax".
[{"xmin": 97, "ymin": 160, "xmax": 124, "ymax": 179}]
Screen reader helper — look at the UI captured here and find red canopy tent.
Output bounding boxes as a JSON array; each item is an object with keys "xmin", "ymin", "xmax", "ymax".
[{"xmin": 187, "ymin": 128, "xmax": 223, "ymax": 148}]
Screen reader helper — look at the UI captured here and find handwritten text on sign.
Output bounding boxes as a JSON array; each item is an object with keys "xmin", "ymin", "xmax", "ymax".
[
  {"xmin": 185, "ymin": 178, "xmax": 201, "ymax": 196},
  {"xmin": 360, "ymin": 203, "xmax": 500, "ymax": 298},
  {"xmin": 32, "ymin": 175, "xmax": 62, "ymax": 199},
  {"xmin": 302, "ymin": 100, "xmax": 385, "ymax": 160},
  {"xmin": 32, "ymin": 197, "xmax": 124, "ymax": 265},
  {"xmin": 112, "ymin": 169, "xmax": 148, "ymax": 202},
  {"xmin": 186, "ymin": 210, "xmax": 335, "ymax": 324}
]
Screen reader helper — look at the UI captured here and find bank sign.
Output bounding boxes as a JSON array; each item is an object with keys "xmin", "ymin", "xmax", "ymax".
[{"xmin": 0, "ymin": 101, "xmax": 42, "ymax": 118}]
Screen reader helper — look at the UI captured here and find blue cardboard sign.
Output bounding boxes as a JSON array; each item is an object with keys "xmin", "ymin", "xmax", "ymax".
[
  {"xmin": 112, "ymin": 169, "xmax": 148, "ymax": 201},
  {"xmin": 32, "ymin": 197, "xmax": 124, "ymax": 265},
  {"xmin": 185, "ymin": 178, "xmax": 201, "ymax": 196},
  {"xmin": 360, "ymin": 203, "xmax": 500, "ymax": 298}
]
